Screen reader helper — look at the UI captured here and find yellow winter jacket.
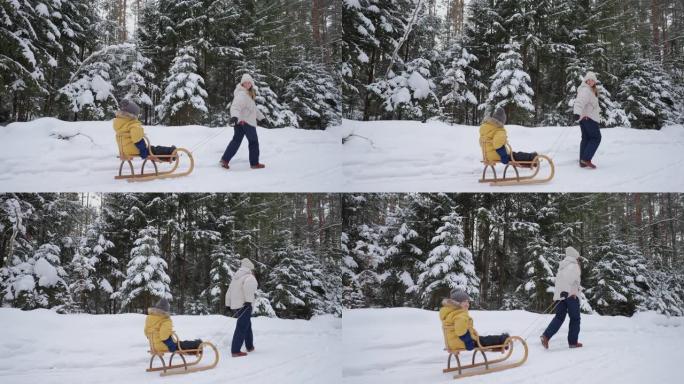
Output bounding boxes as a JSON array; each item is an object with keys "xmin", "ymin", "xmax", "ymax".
[
  {"xmin": 113, "ymin": 113, "xmax": 145, "ymax": 156},
  {"xmin": 144, "ymin": 308, "xmax": 174, "ymax": 352},
  {"xmin": 479, "ymin": 117, "xmax": 510, "ymax": 162},
  {"xmin": 439, "ymin": 299, "xmax": 479, "ymax": 350}
]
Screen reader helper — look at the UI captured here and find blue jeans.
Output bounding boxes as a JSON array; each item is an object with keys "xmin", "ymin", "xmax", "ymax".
[
  {"xmin": 221, "ymin": 122, "xmax": 260, "ymax": 165},
  {"xmin": 543, "ymin": 296, "xmax": 581, "ymax": 345},
  {"xmin": 231, "ymin": 305, "xmax": 254, "ymax": 353},
  {"xmin": 579, "ymin": 118, "xmax": 601, "ymax": 161}
]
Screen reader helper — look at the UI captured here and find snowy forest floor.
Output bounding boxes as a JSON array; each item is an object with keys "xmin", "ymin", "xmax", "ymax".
[
  {"xmin": 342, "ymin": 307, "xmax": 683, "ymax": 384},
  {"xmin": 337, "ymin": 120, "xmax": 684, "ymax": 192},
  {"xmin": 0, "ymin": 308, "xmax": 341, "ymax": 384},
  {"xmin": 0, "ymin": 119, "xmax": 341, "ymax": 192}
]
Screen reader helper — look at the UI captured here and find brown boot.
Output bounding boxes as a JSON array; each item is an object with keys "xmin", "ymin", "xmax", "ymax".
[
  {"xmin": 251, "ymin": 163, "xmax": 266, "ymax": 169},
  {"xmin": 232, "ymin": 352, "xmax": 248, "ymax": 357},
  {"xmin": 569, "ymin": 342, "xmax": 583, "ymax": 348},
  {"xmin": 540, "ymin": 335, "xmax": 549, "ymax": 349},
  {"xmin": 220, "ymin": 160, "xmax": 230, "ymax": 169},
  {"xmin": 580, "ymin": 160, "xmax": 596, "ymax": 169}
]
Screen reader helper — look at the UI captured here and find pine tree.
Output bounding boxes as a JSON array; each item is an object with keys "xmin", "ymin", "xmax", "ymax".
[
  {"xmin": 114, "ymin": 226, "xmax": 172, "ymax": 311},
  {"xmin": 483, "ymin": 41, "xmax": 535, "ymax": 122},
  {"xmin": 518, "ymin": 234, "xmax": 561, "ymax": 311},
  {"xmin": 416, "ymin": 211, "xmax": 480, "ymax": 310},
  {"xmin": 206, "ymin": 244, "xmax": 239, "ymax": 312},
  {"xmin": 440, "ymin": 44, "xmax": 483, "ymax": 124},
  {"xmin": 283, "ymin": 56, "xmax": 341, "ymax": 129},
  {"xmin": 586, "ymin": 225, "xmax": 650, "ymax": 316},
  {"xmin": 618, "ymin": 57, "xmax": 678, "ymax": 129},
  {"xmin": 371, "ymin": 58, "xmax": 437, "ymax": 120},
  {"xmin": 157, "ymin": 46, "xmax": 208, "ymax": 125}
]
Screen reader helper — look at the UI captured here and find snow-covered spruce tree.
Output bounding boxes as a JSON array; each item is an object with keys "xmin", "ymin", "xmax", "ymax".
[
  {"xmin": 596, "ymin": 83, "xmax": 630, "ymax": 127},
  {"xmin": 283, "ymin": 57, "xmax": 341, "ymax": 129},
  {"xmin": 0, "ymin": 196, "xmax": 36, "ymax": 308},
  {"xmin": 585, "ymin": 226, "xmax": 650, "ymax": 316},
  {"xmin": 416, "ymin": 211, "xmax": 480, "ymax": 310},
  {"xmin": 23, "ymin": 243, "xmax": 68, "ymax": 309},
  {"xmin": 157, "ymin": 46, "xmax": 208, "ymax": 125},
  {"xmin": 440, "ymin": 44, "xmax": 484, "ymax": 124},
  {"xmin": 74, "ymin": 218, "xmax": 119, "ymax": 313},
  {"xmin": 252, "ymin": 289, "xmax": 277, "ymax": 318},
  {"xmin": 114, "ymin": 226, "xmax": 172, "ymax": 312},
  {"xmin": 59, "ymin": 59, "xmax": 116, "ymax": 120},
  {"xmin": 640, "ymin": 269, "xmax": 684, "ymax": 316},
  {"xmin": 517, "ymin": 234, "xmax": 561, "ymax": 311},
  {"xmin": 370, "ymin": 58, "xmax": 438, "ymax": 120},
  {"xmin": 268, "ymin": 246, "xmax": 327, "ymax": 319},
  {"xmin": 206, "ymin": 244, "xmax": 240, "ymax": 312},
  {"xmin": 118, "ymin": 50, "xmax": 157, "ymax": 124},
  {"xmin": 380, "ymin": 206, "xmax": 423, "ymax": 307},
  {"xmin": 234, "ymin": 61, "xmax": 297, "ymax": 128},
  {"xmin": 341, "ymin": 231, "xmax": 366, "ymax": 308},
  {"xmin": 618, "ymin": 57, "xmax": 677, "ymax": 129},
  {"xmin": 483, "ymin": 41, "xmax": 534, "ymax": 122}
]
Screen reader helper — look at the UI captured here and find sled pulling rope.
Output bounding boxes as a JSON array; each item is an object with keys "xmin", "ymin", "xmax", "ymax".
[
  {"xmin": 478, "ymin": 138, "xmax": 555, "ymax": 186},
  {"xmin": 145, "ymin": 332, "xmax": 219, "ymax": 376},
  {"xmin": 115, "ymin": 135, "xmax": 195, "ymax": 182},
  {"xmin": 441, "ymin": 327, "xmax": 528, "ymax": 380}
]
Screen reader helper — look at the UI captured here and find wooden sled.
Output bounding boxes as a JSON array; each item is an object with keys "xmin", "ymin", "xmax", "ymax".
[
  {"xmin": 145, "ymin": 332, "xmax": 219, "ymax": 376},
  {"xmin": 479, "ymin": 138, "xmax": 555, "ymax": 186},
  {"xmin": 115, "ymin": 135, "xmax": 195, "ymax": 182},
  {"xmin": 441, "ymin": 326, "xmax": 528, "ymax": 380}
]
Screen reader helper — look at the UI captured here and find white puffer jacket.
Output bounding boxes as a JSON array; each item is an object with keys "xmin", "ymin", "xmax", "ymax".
[
  {"xmin": 573, "ymin": 82, "xmax": 601, "ymax": 123},
  {"xmin": 229, "ymin": 85, "xmax": 265, "ymax": 127},
  {"xmin": 225, "ymin": 267, "xmax": 258, "ymax": 310},
  {"xmin": 552, "ymin": 247, "xmax": 582, "ymax": 300}
]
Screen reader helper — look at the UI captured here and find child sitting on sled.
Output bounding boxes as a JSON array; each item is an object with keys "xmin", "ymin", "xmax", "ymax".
[
  {"xmin": 113, "ymin": 99, "xmax": 177, "ymax": 162},
  {"xmin": 440, "ymin": 289, "xmax": 509, "ymax": 352},
  {"xmin": 479, "ymin": 107, "xmax": 538, "ymax": 168},
  {"xmin": 145, "ymin": 298, "xmax": 203, "ymax": 354}
]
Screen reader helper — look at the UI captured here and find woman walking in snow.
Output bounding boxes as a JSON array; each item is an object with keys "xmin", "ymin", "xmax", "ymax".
[
  {"xmin": 540, "ymin": 246, "xmax": 584, "ymax": 349},
  {"xmin": 573, "ymin": 72, "xmax": 602, "ymax": 169},
  {"xmin": 220, "ymin": 74, "xmax": 266, "ymax": 170},
  {"xmin": 226, "ymin": 258, "xmax": 259, "ymax": 357}
]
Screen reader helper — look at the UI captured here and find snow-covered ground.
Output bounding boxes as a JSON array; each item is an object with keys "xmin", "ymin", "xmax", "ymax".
[
  {"xmin": 337, "ymin": 119, "xmax": 684, "ymax": 192},
  {"xmin": 0, "ymin": 308, "xmax": 341, "ymax": 384},
  {"xmin": 0, "ymin": 118, "xmax": 341, "ymax": 192},
  {"xmin": 343, "ymin": 307, "xmax": 683, "ymax": 384}
]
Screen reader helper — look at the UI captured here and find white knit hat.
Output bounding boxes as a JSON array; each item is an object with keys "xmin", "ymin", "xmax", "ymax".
[
  {"xmin": 241, "ymin": 258, "xmax": 255, "ymax": 270},
  {"xmin": 583, "ymin": 71, "xmax": 597, "ymax": 82},
  {"xmin": 565, "ymin": 246, "xmax": 580, "ymax": 260},
  {"xmin": 240, "ymin": 73, "xmax": 255, "ymax": 85}
]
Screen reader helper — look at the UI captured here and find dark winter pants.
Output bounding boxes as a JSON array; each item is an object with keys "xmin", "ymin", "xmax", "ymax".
[
  {"xmin": 579, "ymin": 118, "xmax": 601, "ymax": 161},
  {"xmin": 150, "ymin": 145, "xmax": 177, "ymax": 160},
  {"xmin": 221, "ymin": 122, "xmax": 260, "ymax": 166},
  {"xmin": 477, "ymin": 334, "xmax": 509, "ymax": 348},
  {"xmin": 543, "ymin": 295, "xmax": 581, "ymax": 345},
  {"xmin": 231, "ymin": 304, "xmax": 254, "ymax": 353},
  {"xmin": 511, "ymin": 151, "xmax": 537, "ymax": 162}
]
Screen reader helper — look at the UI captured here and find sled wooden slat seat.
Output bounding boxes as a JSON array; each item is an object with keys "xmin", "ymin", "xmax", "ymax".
[
  {"xmin": 441, "ymin": 326, "xmax": 528, "ymax": 379},
  {"xmin": 145, "ymin": 332, "xmax": 219, "ymax": 376},
  {"xmin": 479, "ymin": 138, "xmax": 555, "ymax": 186},
  {"xmin": 115, "ymin": 135, "xmax": 195, "ymax": 182}
]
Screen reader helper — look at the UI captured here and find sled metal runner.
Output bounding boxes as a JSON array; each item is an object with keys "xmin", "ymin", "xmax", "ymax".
[
  {"xmin": 145, "ymin": 332, "xmax": 219, "ymax": 376},
  {"xmin": 115, "ymin": 136, "xmax": 195, "ymax": 182},
  {"xmin": 479, "ymin": 139, "xmax": 555, "ymax": 186},
  {"xmin": 441, "ymin": 326, "xmax": 529, "ymax": 380}
]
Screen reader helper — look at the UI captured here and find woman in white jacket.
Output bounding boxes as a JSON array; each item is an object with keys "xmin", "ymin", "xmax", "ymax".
[
  {"xmin": 220, "ymin": 74, "xmax": 266, "ymax": 170},
  {"xmin": 226, "ymin": 258, "xmax": 259, "ymax": 357},
  {"xmin": 573, "ymin": 72, "xmax": 602, "ymax": 169},
  {"xmin": 540, "ymin": 246, "xmax": 584, "ymax": 349}
]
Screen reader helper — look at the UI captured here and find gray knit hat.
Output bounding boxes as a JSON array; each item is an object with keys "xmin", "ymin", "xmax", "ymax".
[
  {"xmin": 492, "ymin": 107, "xmax": 507, "ymax": 125},
  {"xmin": 154, "ymin": 298, "xmax": 170, "ymax": 314},
  {"xmin": 450, "ymin": 288, "xmax": 470, "ymax": 303},
  {"xmin": 119, "ymin": 99, "xmax": 140, "ymax": 116}
]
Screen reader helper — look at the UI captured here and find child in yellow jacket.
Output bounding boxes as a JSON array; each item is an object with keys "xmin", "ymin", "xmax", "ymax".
[
  {"xmin": 144, "ymin": 298, "xmax": 202, "ymax": 353},
  {"xmin": 113, "ymin": 99, "xmax": 176, "ymax": 162},
  {"xmin": 479, "ymin": 107, "xmax": 537, "ymax": 168},
  {"xmin": 440, "ymin": 289, "xmax": 509, "ymax": 351}
]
